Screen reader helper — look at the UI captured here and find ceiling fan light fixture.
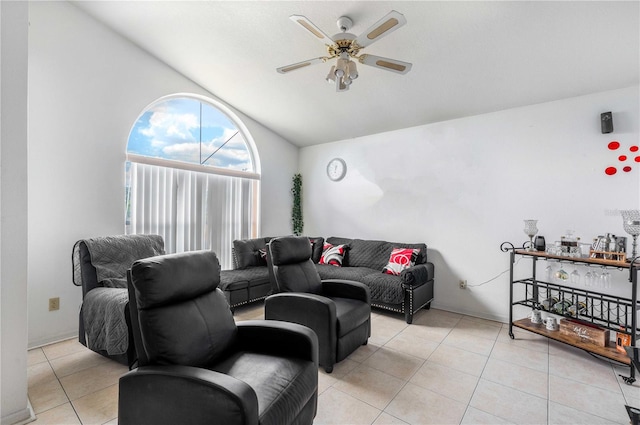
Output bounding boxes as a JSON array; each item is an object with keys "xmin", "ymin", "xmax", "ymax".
[
  {"xmin": 278, "ymin": 11, "xmax": 412, "ymax": 92},
  {"xmin": 326, "ymin": 66, "xmax": 336, "ymax": 82},
  {"xmin": 347, "ymin": 61, "xmax": 358, "ymax": 80},
  {"xmin": 335, "ymin": 58, "xmax": 347, "ymax": 77},
  {"xmin": 336, "ymin": 77, "xmax": 349, "ymax": 92}
]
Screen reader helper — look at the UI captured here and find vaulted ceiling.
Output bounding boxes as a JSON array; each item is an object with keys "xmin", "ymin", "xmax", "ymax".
[{"xmin": 72, "ymin": 1, "xmax": 639, "ymax": 147}]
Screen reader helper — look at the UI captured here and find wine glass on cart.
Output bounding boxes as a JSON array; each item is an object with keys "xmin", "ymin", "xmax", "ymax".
[{"xmin": 524, "ymin": 220, "xmax": 538, "ymax": 251}]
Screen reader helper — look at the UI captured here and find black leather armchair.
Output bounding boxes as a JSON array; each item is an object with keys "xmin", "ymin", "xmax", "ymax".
[
  {"xmin": 119, "ymin": 250, "xmax": 319, "ymax": 425},
  {"xmin": 265, "ymin": 236, "xmax": 371, "ymax": 373}
]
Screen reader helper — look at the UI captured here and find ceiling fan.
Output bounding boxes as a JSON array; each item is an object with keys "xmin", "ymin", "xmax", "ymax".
[{"xmin": 276, "ymin": 10, "xmax": 412, "ymax": 92}]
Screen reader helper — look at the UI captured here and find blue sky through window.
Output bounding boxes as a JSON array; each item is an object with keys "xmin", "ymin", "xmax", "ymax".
[{"xmin": 128, "ymin": 97, "xmax": 253, "ymax": 171}]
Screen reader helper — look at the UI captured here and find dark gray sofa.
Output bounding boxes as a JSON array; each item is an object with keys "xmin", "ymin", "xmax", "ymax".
[
  {"xmin": 316, "ymin": 237, "xmax": 434, "ymax": 324},
  {"xmin": 223, "ymin": 236, "xmax": 434, "ymax": 324},
  {"xmin": 220, "ymin": 237, "xmax": 273, "ymax": 309},
  {"xmin": 220, "ymin": 236, "xmax": 325, "ymax": 310}
]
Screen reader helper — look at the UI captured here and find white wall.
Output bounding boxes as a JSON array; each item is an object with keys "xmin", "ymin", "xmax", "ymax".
[
  {"xmin": 300, "ymin": 86, "xmax": 639, "ymax": 322},
  {"xmin": 27, "ymin": 1, "xmax": 298, "ymax": 347},
  {"xmin": 1, "ymin": 2, "xmax": 30, "ymax": 423}
]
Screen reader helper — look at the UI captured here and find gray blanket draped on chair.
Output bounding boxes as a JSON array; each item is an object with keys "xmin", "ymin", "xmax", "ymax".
[{"xmin": 72, "ymin": 234, "xmax": 164, "ymax": 355}]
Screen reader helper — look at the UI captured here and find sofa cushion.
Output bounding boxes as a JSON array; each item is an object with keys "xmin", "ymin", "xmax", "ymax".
[
  {"xmin": 211, "ymin": 351, "xmax": 317, "ymax": 425},
  {"xmin": 383, "ymin": 248, "xmax": 420, "ymax": 276},
  {"xmin": 233, "ymin": 237, "xmax": 273, "ymax": 269},
  {"xmin": 316, "ymin": 265, "xmax": 373, "ymax": 281},
  {"xmin": 219, "ymin": 268, "xmax": 269, "ymax": 291},
  {"xmin": 337, "ymin": 239, "xmax": 392, "ymax": 270},
  {"xmin": 361, "ymin": 272, "xmax": 406, "ymax": 305},
  {"xmin": 319, "ymin": 243, "xmax": 347, "ymax": 266},
  {"xmin": 327, "ymin": 237, "xmax": 428, "ymax": 268}
]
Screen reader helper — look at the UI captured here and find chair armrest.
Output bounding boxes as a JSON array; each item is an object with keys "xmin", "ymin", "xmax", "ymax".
[
  {"xmin": 321, "ymin": 279, "xmax": 370, "ymax": 303},
  {"xmin": 265, "ymin": 293, "xmax": 337, "ymax": 350},
  {"xmin": 236, "ymin": 320, "xmax": 318, "ymax": 366},
  {"xmin": 119, "ymin": 365, "xmax": 258, "ymax": 425},
  {"xmin": 401, "ymin": 263, "xmax": 434, "ymax": 288}
]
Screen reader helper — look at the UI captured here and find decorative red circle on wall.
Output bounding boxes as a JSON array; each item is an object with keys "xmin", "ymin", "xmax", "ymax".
[
  {"xmin": 608, "ymin": 141, "xmax": 620, "ymax": 150},
  {"xmin": 605, "ymin": 166, "xmax": 617, "ymax": 175},
  {"xmin": 623, "ymin": 166, "xmax": 633, "ymax": 172},
  {"xmin": 631, "ymin": 146, "xmax": 639, "ymax": 152},
  {"xmin": 619, "ymin": 155, "xmax": 628, "ymax": 161},
  {"xmin": 636, "ymin": 156, "xmax": 640, "ymax": 162}
]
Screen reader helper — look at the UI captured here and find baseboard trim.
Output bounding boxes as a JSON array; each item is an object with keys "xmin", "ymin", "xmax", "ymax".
[
  {"xmin": 430, "ymin": 302, "xmax": 508, "ymax": 324},
  {"xmin": 2, "ymin": 399, "xmax": 34, "ymax": 425},
  {"xmin": 28, "ymin": 332, "xmax": 76, "ymax": 350}
]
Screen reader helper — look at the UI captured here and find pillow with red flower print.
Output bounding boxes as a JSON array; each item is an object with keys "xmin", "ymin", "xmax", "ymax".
[
  {"xmin": 382, "ymin": 248, "xmax": 421, "ymax": 275},
  {"xmin": 319, "ymin": 243, "xmax": 347, "ymax": 267}
]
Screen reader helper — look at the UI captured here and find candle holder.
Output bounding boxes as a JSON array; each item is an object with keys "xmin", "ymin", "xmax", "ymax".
[
  {"xmin": 523, "ymin": 220, "xmax": 538, "ymax": 251},
  {"xmin": 620, "ymin": 210, "xmax": 640, "ymax": 259}
]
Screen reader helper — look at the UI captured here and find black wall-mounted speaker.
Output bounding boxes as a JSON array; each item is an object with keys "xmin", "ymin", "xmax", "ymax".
[{"xmin": 601, "ymin": 111, "xmax": 613, "ymax": 134}]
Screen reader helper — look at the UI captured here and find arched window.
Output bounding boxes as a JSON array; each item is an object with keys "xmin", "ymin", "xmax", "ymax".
[{"xmin": 125, "ymin": 95, "xmax": 260, "ymax": 269}]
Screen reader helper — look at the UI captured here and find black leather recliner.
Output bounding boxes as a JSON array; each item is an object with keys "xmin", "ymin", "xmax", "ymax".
[
  {"xmin": 265, "ymin": 236, "xmax": 371, "ymax": 373},
  {"xmin": 118, "ymin": 250, "xmax": 319, "ymax": 425}
]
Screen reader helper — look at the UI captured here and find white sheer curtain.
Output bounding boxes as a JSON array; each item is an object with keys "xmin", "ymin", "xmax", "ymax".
[{"xmin": 127, "ymin": 162, "xmax": 257, "ymax": 269}]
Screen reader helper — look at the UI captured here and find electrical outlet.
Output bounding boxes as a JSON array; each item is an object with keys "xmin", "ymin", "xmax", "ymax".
[
  {"xmin": 49, "ymin": 297, "xmax": 60, "ymax": 311},
  {"xmin": 459, "ymin": 280, "xmax": 467, "ymax": 289}
]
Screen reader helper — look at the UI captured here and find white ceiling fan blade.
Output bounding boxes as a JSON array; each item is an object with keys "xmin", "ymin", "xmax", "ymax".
[
  {"xmin": 277, "ymin": 57, "xmax": 325, "ymax": 74},
  {"xmin": 289, "ymin": 15, "xmax": 333, "ymax": 45},
  {"xmin": 359, "ymin": 54, "xmax": 412, "ymax": 74},
  {"xmin": 354, "ymin": 10, "xmax": 407, "ymax": 49}
]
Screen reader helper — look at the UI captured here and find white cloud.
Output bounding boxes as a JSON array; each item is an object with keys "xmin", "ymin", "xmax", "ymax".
[{"xmin": 139, "ymin": 111, "xmax": 198, "ymax": 143}]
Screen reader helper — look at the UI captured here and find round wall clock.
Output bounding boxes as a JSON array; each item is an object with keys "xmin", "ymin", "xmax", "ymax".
[{"xmin": 326, "ymin": 158, "xmax": 347, "ymax": 181}]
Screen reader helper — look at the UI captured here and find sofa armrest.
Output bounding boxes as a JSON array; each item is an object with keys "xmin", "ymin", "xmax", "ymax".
[
  {"xmin": 401, "ymin": 263, "xmax": 434, "ymax": 288},
  {"xmin": 119, "ymin": 365, "xmax": 258, "ymax": 425},
  {"xmin": 236, "ymin": 320, "xmax": 318, "ymax": 366},
  {"xmin": 321, "ymin": 279, "xmax": 370, "ymax": 304},
  {"xmin": 265, "ymin": 293, "xmax": 337, "ymax": 351}
]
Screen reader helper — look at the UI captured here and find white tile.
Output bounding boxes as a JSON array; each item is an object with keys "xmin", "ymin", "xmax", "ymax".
[
  {"xmin": 413, "ymin": 309, "xmax": 462, "ymax": 328},
  {"xmin": 348, "ymin": 342, "xmax": 381, "ymax": 363},
  {"xmin": 548, "ymin": 401, "xmax": 620, "ymax": 425},
  {"xmin": 442, "ymin": 328, "xmax": 497, "ymax": 356},
  {"xmin": 28, "ymin": 348, "xmax": 47, "ymax": 366},
  {"xmin": 469, "ymin": 379, "xmax": 547, "ymax": 424},
  {"xmin": 320, "ymin": 358, "xmax": 359, "ymax": 379},
  {"xmin": 49, "ymin": 349, "xmax": 110, "ymax": 378},
  {"xmin": 71, "ymin": 383, "xmax": 119, "ymax": 425},
  {"xmin": 549, "ymin": 349, "xmax": 620, "ymax": 393},
  {"xmin": 334, "ymin": 364, "xmax": 405, "ymax": 409},
  {"xmin": 60, "ymin": 360, "xmax": 127, "ymax": 401},
  {"xmin": 372, "ymin": 412, "xmax": 409, "ymax": 425},
  {"xmin": 549, "ymin": 374, "xmax": 628, "ymax": 423},
  {"xmin": 385, "ymin": 382, "xmax": 467, "ymax": 425},
  {"xmin": 481, "ymin": 357, "xmax": 548, "ymax": 399},
  {"xmin": 490, "ymin": 340, "xmax": 549, "ymax": 373},
  {"xmin": 428, "ymin": 343, "xmax": 488, "ymax": 377},
  {"xmin": 31, "ymin": 402, "xmax": 81, "ymax": 424},
  {"xmin": 384, "ymin": 332, "xmax": 439, "ymax": 360},
  {"xmin": 314, "ymin": 387, "xmax": 381, "ymax": 425},
  {"xmin": 454, "ymin": 317, "xmax": 502, "ymax": 340},
  {"xmin": 318, "ymin": 370, "xmax": 338, "ymax": 395},
  {"xmin": 42, "ymin": 339, "xmax": 86, "ymax": 360},
  {"xmin": 398, "ymin": 321, "xmax": 452, "ymax": 343},
  {"xmin": 410, "ymin": 361, "xmax": 479, "ymax": 404},
  {"xmin": 362, "ymin": 346, "xmax": 424, "ymax": 380},
  {"xmin": 461, "ymin": 406, "xmax": 515, "ymax": 425},
  {"xmin": 369, "ymin": 320, "xmax": 406, "ymax": 347}
]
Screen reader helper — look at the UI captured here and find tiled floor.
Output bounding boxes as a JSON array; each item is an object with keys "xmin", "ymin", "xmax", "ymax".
[{"xmin": 28, "ymin": 303, "xmax": 637, "ymax": 424}]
